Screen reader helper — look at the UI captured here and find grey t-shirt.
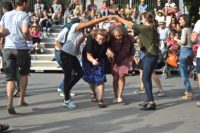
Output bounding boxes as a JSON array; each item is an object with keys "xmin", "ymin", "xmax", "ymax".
[
  {"xmin": 179, "ymin": 27, "xmax": 192, "ymax": 48},
  {"xmin": 0, "ymin": 10, "xmax": 31, "ymax": 49},
  {"xmin": 61, "ymin": 23, "xmax": 85, "ymax": 56}
]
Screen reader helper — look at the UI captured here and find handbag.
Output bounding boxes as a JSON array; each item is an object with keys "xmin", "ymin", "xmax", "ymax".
[{"xmin": 167, "ymin": 50, "xmax": 179, "ymax": 68}]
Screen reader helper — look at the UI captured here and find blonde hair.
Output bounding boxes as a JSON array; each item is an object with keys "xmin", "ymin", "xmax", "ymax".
[{"xmin": 91, "ymin": 29, "xmax": 110, "ymax": 42}]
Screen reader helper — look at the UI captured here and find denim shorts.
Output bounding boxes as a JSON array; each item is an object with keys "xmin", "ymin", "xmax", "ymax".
[
  {"xmin": 3, "ymin": 49, "xmax": 31, "ymax": 81},
  {"xmin": 196, "ymin": 58, "xmax": 200, "ymax": 74}
]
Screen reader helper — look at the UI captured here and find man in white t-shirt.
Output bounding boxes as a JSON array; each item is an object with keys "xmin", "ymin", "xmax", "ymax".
[
  {"xmin": 191, "ymin": 20, "xmax": 200, "ymax": 107},
  {"xmin": 0, "ymin": 0, "xmax": 32, "ymax": 114}
]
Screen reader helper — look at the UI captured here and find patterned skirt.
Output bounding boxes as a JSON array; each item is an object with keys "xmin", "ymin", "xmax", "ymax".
[{"xmin": 82, "ymin": 58, "xmax": 107, "ymax": 85}]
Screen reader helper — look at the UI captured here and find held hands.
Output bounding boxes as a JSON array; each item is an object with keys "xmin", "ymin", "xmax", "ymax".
[
  {"xmin": 92, "ymin": 58, "xmax": 99, "ymax": 65},
  {"xmin": 106, "ymin": 49, "xmax": 115, "ymax": 63}
]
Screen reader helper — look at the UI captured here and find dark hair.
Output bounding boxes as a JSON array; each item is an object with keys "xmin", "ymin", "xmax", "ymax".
[
  {"xmin": 15, "ymin": 0, "xmax": 28, "ymax": 6},
  {"xmin": 179, "ymin": 14, "xmax": 191, "ymax": 28},
  {"xmin": 2, "ymin": 2, "xmax": 13, "ymax": 11},
  {"xmin": 142, "ymin": 12, "xmax": 158, "ymax": 30}
]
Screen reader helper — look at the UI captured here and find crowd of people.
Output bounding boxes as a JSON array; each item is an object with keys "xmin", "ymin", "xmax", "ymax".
[{"xmin": 0, "ymin": 0, "xmax": 200, "ymax": 132}]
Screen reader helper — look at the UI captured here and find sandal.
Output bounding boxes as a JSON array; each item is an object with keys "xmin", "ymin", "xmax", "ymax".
[
  {"xmin": 7, "ymin": 107, "xmax": 16, "ymax": 114},
  {"xmin": 91, "ymin": 93, "xmax": 98, "ymax": 102},
  {"xmin": 0, "ymin": 123, "xmax": 9, "ymax": 132},
  {"xmin": 98, "ymin": 100, "xmax": 106, "ymax": 108}
]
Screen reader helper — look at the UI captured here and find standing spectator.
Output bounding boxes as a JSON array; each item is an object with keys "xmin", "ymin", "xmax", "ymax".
[
  {"xmin": 34, "ymin": 0, "xmax": 45, "ymax": 15},
  {"xmin": 155, "ymin": 10, "xmax": 165, "ymax": 23},
  {"xmin": 87, "ymin": 0, "xmax": 97, "ymax": 18},
  {"xmin": 116, "ymin": 12, "xmax": 159, "ymax": 110},
  {"xmin": 131, "ymin": 6, "xmax": 138, "ymax": 23},
  {"xmin": 191, "ymin": 19, "xmax": 200, "ymax": 106},
  {"xmin": 0, "ymin": 0, "xmax": 32, "ymax": 114},
  {"xmin": 108, "ymin": 26, "xmax": 135, "ymax": 104},
  {"xmin": 52, "ymin": 0, "xmax": 62, "ymax": 24},
  {"xmin": 82, "ymin": 29, "xmax": 109, "ymax": 108},
  {"xmin": 174, "ymin": 14, "xmax": 193, "ymax": 100},
  {"xmin": 60, "ymin": 15, "xmax": 113, "ymax": 108}
]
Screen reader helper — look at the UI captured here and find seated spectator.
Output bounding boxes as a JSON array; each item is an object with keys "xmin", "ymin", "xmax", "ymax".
[
  {"xmin": 155, "ymin": 10, "xmax": 165, "ymax": 23},
  {"xmin": 124, "ymin": 4, "xmax": 131, "ymax": 19},
  {"xmin": 131, "ymin": 6, "xmax": 138, "ymax": 23},
  {"xmin": 154, "ymin": 0, "xmax": 164, "ymax": 15},
  {"xmin": 40, "ymin": 9, "xmax": 52, "ymax": 32},
  {"xmin": 109, "ymin": 0, "xmax": 119, "ymax": 15},
  {"xmin": 138, "ymin": 0, "xmax": 148, "ymax": 21},
  {"xmin": 47, "ymin": 6, "xmax": 54, "ymax": 20},
  {"xmin": 158, "ymin": 21, "xmax": 170, "ymax": 52},
  {"xmin": 166, "ymin": 30, "xmax": 179, "ymax": 52},
  {"xmin": 164, "ymin": 0, "xmax": 177, "ymax": 26},
  {"xmin": 64, "ymin": 5, "xmax": 72, "ymax": 24},
  {"xmin": 168, "ymin": 15, "xmax": 181, "ymax": 33},
  {"xmin": 87, "ymin": 0, "xmax": 97, "ymax": 18},
  {"xmin": 74, "ymin": 5, "xmax": 82, "ymax": 17},
  {"xmin": 52, "ymin": 0, "xmax": 62, "ymax": 24},
  {"xmin": 30, "ymin": 22, "xmax": 41, "ymax": 51},
  {"xmin": 101, "ymin": 0, "xmax": 109, "ymax": 16},
  {"xmin": 34, "ymin": 0, "xmax": 44, "ymax": 15}
]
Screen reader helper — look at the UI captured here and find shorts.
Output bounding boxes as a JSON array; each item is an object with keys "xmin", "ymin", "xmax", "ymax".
[
  {"xmin": 196, "ymin": 58, "xmax": 200, "ymax": 74},
  {"xmin": 3, "ymin": 49, "xmax": 31, "ymax": 81}
]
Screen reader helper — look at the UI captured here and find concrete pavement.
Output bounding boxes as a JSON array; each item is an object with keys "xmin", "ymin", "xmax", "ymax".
[{"xmin": 0, "ymin": 73, "xmax": 200, "ymax": 133}]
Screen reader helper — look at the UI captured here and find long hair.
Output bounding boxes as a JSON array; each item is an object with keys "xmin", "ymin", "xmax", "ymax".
[
  {"xmin": 109, "ymin": 25, "xmax": 129, "ymax": 42},
  {"xmin": 142, "ymin": 12, "xmax": 158, "ymax": 31},
  {"xmin": 179, "ymin": 14, "xmax": 191, "ymax": 28}
]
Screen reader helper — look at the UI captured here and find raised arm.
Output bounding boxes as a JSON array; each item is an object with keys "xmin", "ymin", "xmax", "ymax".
[
  {"xmin": 115, "ymin": 16, "xmax": 134, "ymax": 29},
  {"xmin": 75, "ymin": 15, "xmax": 112, "ymax": 31}
]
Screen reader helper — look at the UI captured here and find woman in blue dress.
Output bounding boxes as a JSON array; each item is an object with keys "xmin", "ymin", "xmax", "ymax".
[{"xmin": 82, "ymin": 29, "xmax": 110, "ymax": 108}]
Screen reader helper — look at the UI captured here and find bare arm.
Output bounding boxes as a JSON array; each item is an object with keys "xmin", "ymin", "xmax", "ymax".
[
  {"xmin": 75, "ymin": 16, "xmax": 110, "ymax": 31},
  {"xmin": 22, "ymin": 23, "xmax": 32, "ymax": 41},
  {"xmin": 87, "ymin": 53, "xmax": 99, "ymax": 65},
  {"xmin": 55, "ymin": 40, "xmax": 62, "ymax": 50},
  {"xmin": 0, "ymin": 27, "xmax": 10, "ymax": 38},
  {"xmin": 191, "ymin": 32, "xmax": 199, "ymax": 43},
  {"xmin": 115, "ymin": 16, "xmax": 134, "ymax": 29}
]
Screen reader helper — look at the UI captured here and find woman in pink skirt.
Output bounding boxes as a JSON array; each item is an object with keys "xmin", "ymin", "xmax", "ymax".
[{"xmin": 108, "ymin": 26, "xmax": 135, "ymax": 103}]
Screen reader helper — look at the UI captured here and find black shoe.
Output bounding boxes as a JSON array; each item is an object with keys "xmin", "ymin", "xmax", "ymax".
[
  {"xmin": 138, "ymin": 100, "xmax": 148, "ymax": 108},
  {"xmin": 141, "ymin": 103, "xmax": 156, "ymax": 111}
]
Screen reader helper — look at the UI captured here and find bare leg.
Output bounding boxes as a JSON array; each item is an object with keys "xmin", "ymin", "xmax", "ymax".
[
  {"xmin": 90, "ymin": 84, "xmax": 96, "ymax": 95},
  {"xmin": 18, "ymin": 75, "xmax": 28, "ymax": 105},
  {"xmin": 152, "ymin": 71, "xmax": 164, "ymax": 92},
  {"xmin": 96, "ymin": 83, "xmax": 105, "ymax": 101},
  {"xmin": 118, "ymin": 76, "xmax": 125, "ymax": 99},
  {"xmin": 7, "ymin": 80, "xmax": 15, "ymax": 109},
  {"xmin": 113, "ymin": 75, "xmax": 118, "ymax": 99}
]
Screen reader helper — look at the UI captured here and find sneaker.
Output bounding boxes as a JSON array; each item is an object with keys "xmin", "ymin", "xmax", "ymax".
[
  {"xmin": 70, "ymin": 92, "xmax": 76, "ymax": 97},
  {"xmin": 59, "ymin": 91, "xmax": 65, "ymax": 97},
  {"xmin": 63, "ymin": 100, "xmax": 77, "ymax": 109},
  {"xmin": 134, "ymin": 89, "xmax": 146, "ymax": 94},
  {"xmin": 156, "ymin": 91, "xmax": 166, "ymax": 97},
  {"xmin": 57, "ymin": 88, "xmax": 62, "ymax": 93},
  {"xmin": 113, "ymin": 98, "xmax": 117, "ymax": 104},
  {"xmin": 59, "ymin": 91, "xmax": 76, "ymax": 97}
]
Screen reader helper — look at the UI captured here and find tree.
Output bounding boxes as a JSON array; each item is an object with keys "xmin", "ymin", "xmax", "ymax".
[{"xmin": 184, "ymin": 0, "xmax": 200, "ymax": 23}]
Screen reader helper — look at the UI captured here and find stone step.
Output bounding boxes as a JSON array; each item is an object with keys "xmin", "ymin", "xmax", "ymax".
[
  {"xmin": 41, "ymin": 32, "xmax": 58, "ymax": 38},
  {"xmin": 31, "ymin": 54, "xmax": 54, "ymax": 60},
  {"xmin": 30, "ymin": 66, "xmax": 62, "ymax": 72},
  {"xmin": 31, "ymin": 60, "xmax": 58, "ymax": 67},
  {"xmin": 40, "ymin": 42, "xmax": 55, "ymax": 48}
]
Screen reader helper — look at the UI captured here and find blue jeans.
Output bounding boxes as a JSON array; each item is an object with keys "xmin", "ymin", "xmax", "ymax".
[
  {"xmin": 55, "ymin": 50, "xmax": 64, "ymax": 91},
  {"xmin": 179, "ymin": 47, "xmax": 193, "ymax": 93},
  {"xmin": 142, "ymin": 55, "xmax": 158, "ymax": 101}
]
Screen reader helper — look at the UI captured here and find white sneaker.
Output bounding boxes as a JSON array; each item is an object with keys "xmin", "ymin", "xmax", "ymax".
[
  {"xmin": 63, "ymin": 100, "xmax": 77, "ymax": 108},
  {"xmin": 57, "ymin": 88, "xmax": 62, "ymax": 93}
]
